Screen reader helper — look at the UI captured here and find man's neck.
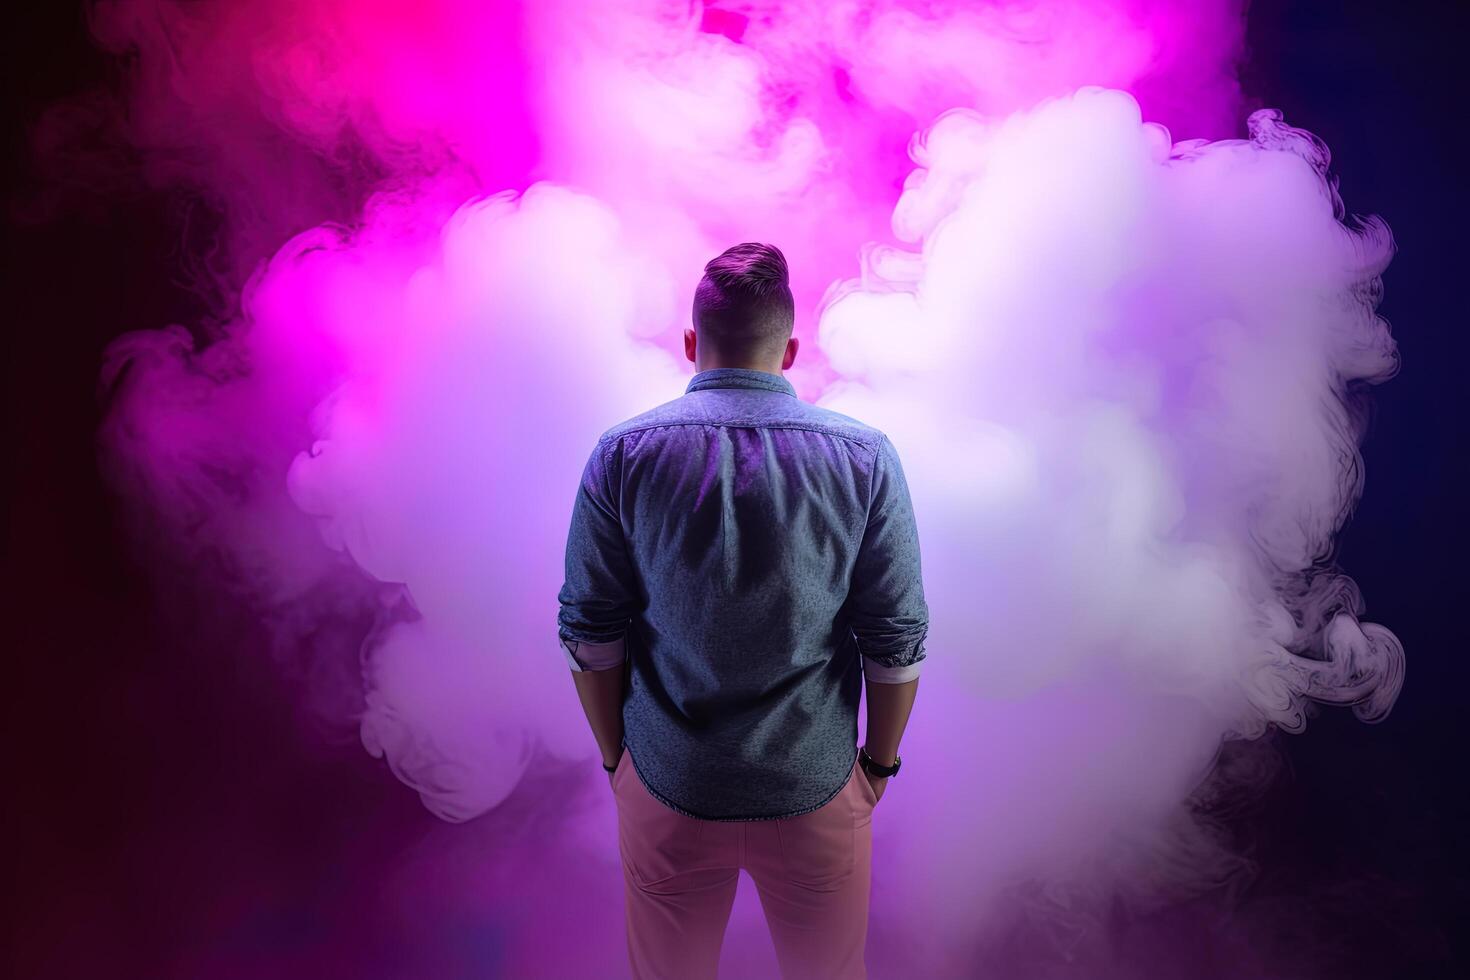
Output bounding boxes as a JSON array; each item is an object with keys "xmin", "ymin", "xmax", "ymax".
[{"xmin": 697, "ymin": 362, "xmax": 784, "ymax": 376}]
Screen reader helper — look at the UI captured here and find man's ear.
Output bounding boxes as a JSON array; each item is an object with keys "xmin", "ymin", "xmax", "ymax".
[
  {"xmin": 684, "ymin": 328, "xmax": 697, "ymax": 364},
  {"xmin": 782, "ymin": 335, "xmax": 799, "ymax": 370}
]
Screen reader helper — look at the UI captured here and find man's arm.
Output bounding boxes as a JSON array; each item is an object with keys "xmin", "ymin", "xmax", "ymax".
[
  {"xmin": 557, "ymin": 438, "xmax": 640, "ymax": 768},
  {"xmin": 570, "ymin": 646, "xmax": 628, "ymax": 769},
  {"xmin": 863, "ymin": 675, "xmax": 918, "ymax": 769},
  {"xmin": 849, "ymin": 435, "xmax": 930, "ymax": 776}
]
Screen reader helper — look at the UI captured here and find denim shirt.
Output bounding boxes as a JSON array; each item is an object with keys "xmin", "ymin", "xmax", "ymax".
[{"xmin": 557, "ymin": 367, "xmax": 929, "ymax": 820}]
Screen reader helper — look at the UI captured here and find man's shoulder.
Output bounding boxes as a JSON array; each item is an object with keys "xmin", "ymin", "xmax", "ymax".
[
  {"xmin": 595, "ymin": 396, "xmax": 688, "ymax": 444},
  {"xmin": 787, "ymin": 401, "xmax": 888, "ymax": 450},
  {"xmin": 597, "ymin": 394, "xmax": 887, "ymax": 453}
]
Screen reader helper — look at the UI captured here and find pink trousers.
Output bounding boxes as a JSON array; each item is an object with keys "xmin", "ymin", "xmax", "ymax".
[{"xmin": 612, "ymin": 747, "xmax": 876, "ymax": 980}]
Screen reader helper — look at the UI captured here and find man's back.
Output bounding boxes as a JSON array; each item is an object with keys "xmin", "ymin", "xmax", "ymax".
[{"xmin": 558, "ymin": 367, "xmax": 929, "ymax": 820}]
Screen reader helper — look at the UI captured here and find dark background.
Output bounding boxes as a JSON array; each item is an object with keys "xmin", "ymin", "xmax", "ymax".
[{"xmin": 4, "ymin": 2, "xmax": 1466, "ymax": 977}]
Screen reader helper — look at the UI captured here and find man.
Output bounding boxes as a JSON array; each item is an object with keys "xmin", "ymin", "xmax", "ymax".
[{"xmin": 557, "ymin": 242, "xmax": 929, "ymax": 980}]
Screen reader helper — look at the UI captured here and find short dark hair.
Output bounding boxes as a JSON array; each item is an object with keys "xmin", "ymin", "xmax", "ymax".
[{"xmin": 692, "ymin": 243, "xmax": 795, "ymax": 361}]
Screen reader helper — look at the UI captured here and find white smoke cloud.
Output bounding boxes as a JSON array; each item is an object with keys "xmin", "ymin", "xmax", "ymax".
[
  {"xmin": 282, "ymin": 182, "xmax": 687, "ymax": 820},
  {"xmin": 809, "ymin": 89, "xmax": 1401, "ymax": 957}
]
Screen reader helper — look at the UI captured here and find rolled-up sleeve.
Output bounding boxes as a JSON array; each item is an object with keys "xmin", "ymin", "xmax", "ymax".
[
  {"xmin": 557, "ymin": 437, "xmax": 639, "ymax": 671},
  {"xmin": 849, "ymin": 434, "xmax": 930, "ymax": 683}
]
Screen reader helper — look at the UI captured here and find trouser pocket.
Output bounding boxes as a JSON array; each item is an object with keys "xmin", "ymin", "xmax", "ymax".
[
  {"xmin": 773, "ymin": 768, "xmax": 858, "ymax": 889},
  {"xmin": 615, "ymin": 752, "xmax": 716, "ymax": 891}
]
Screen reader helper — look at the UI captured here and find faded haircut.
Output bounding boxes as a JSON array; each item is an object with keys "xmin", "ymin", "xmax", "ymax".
[{"xmin": 692, "ymin": 243, "xmax": 796, "ymax": 361}]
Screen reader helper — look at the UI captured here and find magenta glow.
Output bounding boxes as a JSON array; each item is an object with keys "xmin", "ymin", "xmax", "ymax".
[{"xmin": 83, "ymin": 1, "xmax": 1401, "ymax": 975}]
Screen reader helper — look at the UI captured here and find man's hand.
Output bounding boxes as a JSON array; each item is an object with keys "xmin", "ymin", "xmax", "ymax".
[{"xmin": 863, "ymin": 771, "xmax": 889, "ymax": 805}]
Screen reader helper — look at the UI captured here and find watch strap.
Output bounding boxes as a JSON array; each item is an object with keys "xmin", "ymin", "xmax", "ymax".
[{"xmin": 859, "ymin": 745, "xmax": 901, "ymax": 778}]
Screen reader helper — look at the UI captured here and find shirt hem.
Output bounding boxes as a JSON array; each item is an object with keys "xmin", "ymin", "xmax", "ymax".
[{"xmin": 627, "ymin": 747, "xmax": 861, "ymax": 822}]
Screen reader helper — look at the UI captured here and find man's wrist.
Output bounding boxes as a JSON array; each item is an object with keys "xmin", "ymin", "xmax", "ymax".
[
  {"xmin": 860, "ymin": 744, "xmax": 901, "ymax": 777},
  {"xmin": 862, "ymin": 745, "xmax": 898, "ymax": 767}
]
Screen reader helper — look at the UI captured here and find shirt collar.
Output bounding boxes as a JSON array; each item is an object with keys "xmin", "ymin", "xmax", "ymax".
[{"xmin": 685, "ymin": 367, "xmax": 797, "ymax": 398}]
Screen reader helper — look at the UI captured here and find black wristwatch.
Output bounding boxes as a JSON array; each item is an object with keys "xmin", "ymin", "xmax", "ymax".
[{"xmin": 859, "ymin": 745, "xmax": 901, "ymax": 779}]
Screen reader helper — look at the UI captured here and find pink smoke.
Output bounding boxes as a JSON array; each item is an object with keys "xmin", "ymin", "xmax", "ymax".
[{"xmin": 77, "ymin": 1, "xmax": 1402, "ymax": 975}]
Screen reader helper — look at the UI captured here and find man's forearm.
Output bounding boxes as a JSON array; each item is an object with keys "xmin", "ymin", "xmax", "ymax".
[
  {"xmin": 863, "ymin": 674, "xmax": 919, "ymax": 766},
  {"xmin": 572, "ymin": 660, "xmax": 627, "ymax": 766}
]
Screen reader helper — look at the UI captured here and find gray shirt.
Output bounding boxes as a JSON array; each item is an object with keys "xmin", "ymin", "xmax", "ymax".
[{"xmin": 557, "ymin": 367, "xmax": 929, "ymax": 820}]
